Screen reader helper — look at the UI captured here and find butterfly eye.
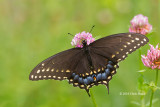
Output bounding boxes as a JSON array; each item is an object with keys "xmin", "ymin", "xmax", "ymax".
[
  {"xmin": 82, "ymin": 40, "xmax": 86, "ymax": 43},
  {"xmin": 82, "ymin": 40, "xmax": 87, "ymax": 46}
]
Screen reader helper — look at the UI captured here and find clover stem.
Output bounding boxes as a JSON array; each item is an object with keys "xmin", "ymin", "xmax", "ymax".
[
  {"xmin": 139, "ymin": 49, "xmax": 145, "ymax": 107},
  {"xmin": 149, "ymin": 69, "xmax": 159, "ymax": 107},
  {"xmin": 90, "ymin": 89, "xmax": 98, "ymax": 107}
]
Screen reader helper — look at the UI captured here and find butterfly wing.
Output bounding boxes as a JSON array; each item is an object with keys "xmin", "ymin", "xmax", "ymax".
[
  {"xmin": 29, "ymin": 48, "xmax": 86, "ymax": 81},
  {"xmin": 89, "ymin": 33, "xmax": 149, "ymax": 63}
]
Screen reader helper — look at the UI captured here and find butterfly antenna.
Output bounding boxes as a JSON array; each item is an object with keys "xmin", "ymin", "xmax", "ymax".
[
  {"xmin": 68, "ymin": 33, "xmax": 74, "ymax": 37},
  {"xmin": 89, "ymin": 25, "xmax": 95, "ymax": 33}
]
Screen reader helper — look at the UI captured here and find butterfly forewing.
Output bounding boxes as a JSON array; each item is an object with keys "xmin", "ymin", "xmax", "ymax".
[
  {"xmin": 90, "ymin": 33, "xmax": 149, "ymax": 62},
  {"xmin": 29, "ymin": 48, "xmax": 82, "ymax": 81}
]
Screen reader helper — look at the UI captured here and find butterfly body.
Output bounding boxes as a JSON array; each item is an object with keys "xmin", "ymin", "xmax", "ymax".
[{"xmin": 29, "ymin": 32, "xmax": 149, "ymax": 96}]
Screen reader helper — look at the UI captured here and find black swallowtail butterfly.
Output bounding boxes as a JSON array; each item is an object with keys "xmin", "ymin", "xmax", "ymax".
[{"xmin": 29, "ymin": 32, "xmax": 149, "ymax": 96}]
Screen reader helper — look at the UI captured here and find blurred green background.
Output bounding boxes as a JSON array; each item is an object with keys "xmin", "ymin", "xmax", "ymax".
[{"xmin": 0, "ymin": 0, "xmax": 160, "ymax": 107}]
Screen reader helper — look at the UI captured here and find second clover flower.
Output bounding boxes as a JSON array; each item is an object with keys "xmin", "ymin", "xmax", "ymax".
[
  {"xmin": 142, "ymin": 44, "xmax": 160, "ymax": 69},
  {"xmin": 129, "ymin": 14, "xmax": 152, "ymax": 35}
]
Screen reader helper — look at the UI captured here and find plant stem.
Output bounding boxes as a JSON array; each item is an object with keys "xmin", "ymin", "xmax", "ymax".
[
  {"xmin": 149, "ymin": 70, "xmax": 159, "ymax": 107},
  {"xmin": 139, "ymin": 48, "xmax": 145, "ymax": 107},
  {"xmin": 149, "ymin": 90, "xmax": 154, "ymax": 107},
  {"xmin": 141, "ymin": 95, "xmax": 145, "ymax": 107},
  {"xmin": 90, "ymin": 89, "xmax": 98, "ymax": 107},
  {"xmin": 155, "ymin": 70, "xmax": 158, "ymax": 86}
]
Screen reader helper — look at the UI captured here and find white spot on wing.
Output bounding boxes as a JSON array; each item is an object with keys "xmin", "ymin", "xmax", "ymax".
[
  {"xmin": 37, "ymin": 70, "xmax": 40, "ymax": 73},
  {"xmin": 35, "ymin": 76, "xmax": 37, "ymax": 79},
  {"xmin": 66, "ymin": 70, "xmax": 70, "ymax": 72},
  {"xmin": 111, "ymin": 70, "xmax": 115, "ymax": 74},
  {"xmin": 103, "ymin": 81, "xmax": 107, "ymax": 84},
  {"xmin": 31, "ymin": 75, "xmax": 34, "ymax": 79},
  {"xmin": 86, "ymin": 73, "xmax": 89, "ymax": 75},
  {"xmin": 42, "ymin": 63, "xmax": 44, "ymax": 66},
  {"xmin": 80, "ymin": 85, "xmax": 84, "ymax": 87},
  {"xmin": 117, "ymin": 59, "xmax": 121, "ymax": 62},
  {"xmin": 124, "ymin": 45, "xmax": 127, "ymax": 48},
  {"xmin": 70, "ymin": 79, "xmax": 73, "ymax": 82},
  {"xmin": 128, "ymin": 34, "xmax": 131, "ymax": 37},
  {"xmin": 112, "ymin": 55, "xmax": 115, "ymax": 58},
  {"xmin": 46, "ymin": 68, "xmax": 50, "ymax": 71},
  {"xmin": 108, "ymin": 76, "xmax": 111, "ymax": 79},
  {"xmin": 74, "ymin": 83, "xmax": 78, "ymax": 85},
  {"xmin": 127, "ymin": 42, "xmax": 131, "ymax": 45},
  {"xmin": 135, "ymin": 38, "xmax": 139, "ymax": 40},
  {"xmin": 51, "ymin": 69, "xmax": 54, "ymax": 72},
  {"xmin": 42, "ymin": 69, "xmax": 45, "ymax": 72},
  {"xmin": 63, "ymin": 77, "xmax": 67, "ymax": 79}
]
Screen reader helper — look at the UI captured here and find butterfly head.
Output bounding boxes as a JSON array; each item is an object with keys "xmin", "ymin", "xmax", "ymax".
[
  {"xmin": 82, "ymin": 40, "xmax": 87, "ymax": 47},
  {"xmin": 71, "ymin": 31, "xmax": 95, "ymax": 48}
]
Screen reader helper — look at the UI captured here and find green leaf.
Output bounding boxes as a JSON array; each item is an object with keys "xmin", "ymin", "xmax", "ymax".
[
  {"xmin": 146, "ymin": 31, "xmax": 155, "ymax": 37},
  {"xmin": 131, "ymin": 101, "xmax": 140, "ymax": 106},
  {"xmin": 137, "ymin": 69, "xmax": 146, "ymax": 73}
]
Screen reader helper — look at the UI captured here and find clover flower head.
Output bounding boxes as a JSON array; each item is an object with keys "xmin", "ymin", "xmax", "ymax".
[
  {"xmin": 71, "ymin": 31, "xmax": 95, "ymax": 48},
  {"xmin": 141, "ymin": 44, "xmax": 160, "ymax": 69},
  {"xmin": 129, "ymin": 14, "xmax": 152, "ymax": 35}
]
